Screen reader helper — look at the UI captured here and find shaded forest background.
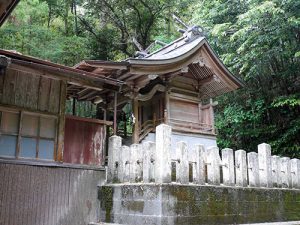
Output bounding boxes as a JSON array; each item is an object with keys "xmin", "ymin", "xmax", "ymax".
[{"xmin": 0, "ymin": 0, "xmax": 299, "ymax": 157}]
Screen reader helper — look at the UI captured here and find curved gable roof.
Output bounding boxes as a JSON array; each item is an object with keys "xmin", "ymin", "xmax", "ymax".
[
  {"xmin": 127, "ymin": 35, "xmax": 243, "ymax": 89},
  {"xmin": 75, "ymin": 28, "xmax": 244, "ymax": 100}
]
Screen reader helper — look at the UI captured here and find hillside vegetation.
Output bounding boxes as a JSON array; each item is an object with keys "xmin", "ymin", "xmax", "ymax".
[{"xmin": 1, "ymin": 0, "xmax": 299, "ymax": 157}]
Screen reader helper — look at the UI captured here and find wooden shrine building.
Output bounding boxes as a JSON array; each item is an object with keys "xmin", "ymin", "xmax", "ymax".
[
  {"xmin": 0, "ymin": 4, "xmax": 244, "ymax": 223},
  {"xmin": 75, "ymin": 25, "xmax": 243, "ymax": 148}
]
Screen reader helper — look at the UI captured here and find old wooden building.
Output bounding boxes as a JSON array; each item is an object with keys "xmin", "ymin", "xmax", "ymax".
[
  {"xmin": 0, "ymin": 49, "xmax": 123, "ymax": 224},
  {"xmin": 0, "ymin": 2, "xmax": 243, "ymax": 224},
  {"xmin": 75, "ymin": 25, "xmax": 243, "ymax": 149}
]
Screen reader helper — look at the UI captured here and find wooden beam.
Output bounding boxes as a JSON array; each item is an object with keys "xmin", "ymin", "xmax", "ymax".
[
  {"xmin": 92, "ymin": 67, "xmax": 105, "ymax": 74},
  {"xmin": 169, "ymin": 92, "xmax": 201, "ymax": 103},
  {"xmin": 78, "ymin": 90, "xmax": 97, "ymax": 100},
  {"xmin": 124, "ymin": 73, "xmax": 141, "ymax": 82},
  {"xmin": 84, "ymin": 60, "xmax": 128, "ymax": 70},
  {"xmin": 107, "ymin": 94, "xmax": 130, "ymax": 109},
  {"xmin": 118, "ymin": 70, "xmax": 132, "ymax": 80},
  {"xmin": 9, "ymin": 63, "xmax": 105, "ymax": 91},
  {"xmin": 137, "ymin": 84, "xmax": 166, "ymax": 101},
  {"xmin": 8, "ymin": 58, "xmax": 123, "ymax": 90},
  {"xmin": 65, "ymin": 115, "xmax": 113, "ymax": 126}
]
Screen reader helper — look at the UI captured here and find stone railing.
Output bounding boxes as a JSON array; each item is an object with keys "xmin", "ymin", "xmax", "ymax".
[{"xmin": 107, "ymin": 124, "xmax": 300, "ymax": 189}]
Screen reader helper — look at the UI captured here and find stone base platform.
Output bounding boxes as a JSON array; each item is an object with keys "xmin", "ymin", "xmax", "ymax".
[{"xmin": 99, "ymin": 184, "xmax": 300, "ymax": 225}]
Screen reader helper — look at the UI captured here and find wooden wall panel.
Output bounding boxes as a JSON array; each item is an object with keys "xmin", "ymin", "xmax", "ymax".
[
  {"xmin": 0, "ymin": 162, "xmax": 104, "ymax": 225},
  {"xmin": 169, "ymin": 98, "xmax": 199, "ymax": 123},
  {"xmin": 38, "ymin": 77, "xmax": 51, "ymax": 112},
  {"xmin": 2, "ymin": 69, "xmax": 17, "ymax": 105},
  {"xmin": 0, "ymin": 69, "xmax": 5, "ymax": 101},
  {"xmin": 0, "ymin": 68, "xmax": 62, "ymax": 114},
  {"xmin": 64, "ymin": 116, "xmax": 106, "ymax": 166},
  {"xmin": 14, "ymin": 71, "xmax": 27, "ymax": 107},
  {"xmin": 49, "ymin": 79, "xmax": 61, "ymax": 114},
  {"xmin": 200, "ymin": 107, "xmax": 212, "ymax": 125}
]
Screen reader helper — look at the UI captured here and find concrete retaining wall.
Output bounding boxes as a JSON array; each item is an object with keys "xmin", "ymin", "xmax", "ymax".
[{"xmin": 99, "ymin": 184, "xmax": 300, "ymax": 225}]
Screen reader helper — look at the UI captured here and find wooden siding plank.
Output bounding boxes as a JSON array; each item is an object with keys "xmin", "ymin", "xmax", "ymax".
[
  {"xmin": 24, "ymin": 74, "xmax": 40, "ymax": 110},
  {"xmin": 169, "ymin": 98, "xmax": 199, "ymax": 123},
  {"xmin": 14, "ymin": 71, "xmax": 27, "ymax": 108},
  {"xmin": 38, "ymin": 76, "xmax": 51, "ymax": 112},
  {"xmin": 0, "ymin": 69, "xmax": 5, "ymax": 101},
  {"xmin": 2, "ymin": 69, "xmax": 17, "ymax": 105},
  {"xmin": 49, "ymin": 79, "xmax": 61, "ymax": 114}
]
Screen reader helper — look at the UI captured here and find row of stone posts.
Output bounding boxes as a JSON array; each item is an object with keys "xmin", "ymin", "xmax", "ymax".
[{"xmin": 107, "ymin": 124, "xmax": 300, "ymax": 189}]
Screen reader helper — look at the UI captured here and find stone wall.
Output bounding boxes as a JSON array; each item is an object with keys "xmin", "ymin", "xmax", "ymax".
[
  {"xmin": 99, "ymin": 184, "xmax": 300, "ymax": 225},
  {"xmin": 102, "ymin": 124, "xmax": 300, "ymax": 224}
]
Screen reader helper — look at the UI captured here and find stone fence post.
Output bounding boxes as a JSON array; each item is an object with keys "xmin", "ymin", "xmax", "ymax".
[
  {"xmin": 235, "ymin": 150, "xmax": 248, "ymax": 187},
  {"xmin": 206, "ymin": 146, "xmax": 221, "ymax": 185},
  {"xmin": 155, "ymin": 124, "xmax": 172, "ymax": 183},
  {"xmin": 258, "ymin": 143, "xmax": 272, "ymax": 188},
  {"xmin": 193, "ymin": 144, "xmax": 206, "ymax": 185},
  {"xmin": 120, "ymin": 146, "xmax": 130, "ymax": 182},
  {"xmin": 280, "ymin": 157, "xmax": 291, "ymax": 188},
  {"xmin": 143, "ymin": 141, "xmax": 156, "ymax": 183},
  {"xmin": 247, "ymin": 152, "xmax": 259, "ymax": 187},
  {"xmin": 291, "ymin": 158, "xmax": 300, "ymax": 189},
  {"xmin": 271, "ymin": 155, "xmax": 280, "ymax": 187},
  {"xmin": 176, "ymin": 141, "xmax": 189, "ymax": 184},
  {"xmin": 107, "ymin": 135, "xmax": 122, "ymax": 183},
  {"xmin": 221, "ymin": 148, "xmax": 235, "ymax": 186},
  {"xmin": 130, "ymin": 144, "xmax": 143, "ymax": 182}
]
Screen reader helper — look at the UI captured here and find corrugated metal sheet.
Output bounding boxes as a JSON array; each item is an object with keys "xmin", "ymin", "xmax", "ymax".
[{"xmin": 0, "ymin": 162, "xmax": 105, "ymax": 225}]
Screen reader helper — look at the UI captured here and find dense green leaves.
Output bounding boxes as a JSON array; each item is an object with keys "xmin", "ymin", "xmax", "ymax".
[
  {"xmin": 0, "ymin": 0, "xmax": 299, "ymax": 156},
  {"xmin": 194, "ymin": 0, "xmax": 300, "ymax": 157}
]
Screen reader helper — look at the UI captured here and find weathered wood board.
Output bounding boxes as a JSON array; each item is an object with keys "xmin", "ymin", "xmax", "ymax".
[
  {"xmin": 64, "ymin": 116, "xmax": 107, "ymax": 165},
  {"xmin": 0, "ymin": 68, "xmax": 62, "ymax": 114}
]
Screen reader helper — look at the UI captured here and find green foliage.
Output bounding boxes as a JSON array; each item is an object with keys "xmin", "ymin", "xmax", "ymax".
[
  {"xmin": 1, "ymin": 0, "xmax": 299, "ymax": 156},
  {"xmin": 194, "ymin": 0, "xmax": 300, "ymax": 157}
]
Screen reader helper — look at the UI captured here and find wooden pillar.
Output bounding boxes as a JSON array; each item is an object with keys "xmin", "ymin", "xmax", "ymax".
[
  {"xmin": 57, "ymin": 80, "xmax": 67, "ymax": 162},
  {"xmin": 209, "ymin": 98, "xmax": 215, "ymax": 134},
  {"xmin": 164, "ymin": 81, "xmax": 170, "ymax": 124},
  {"xmin": 113, "ymin": 92, "xmax": 117, "ymax": 135},
  {"xmin": 198, "ymin": 101, "xmax": 202, "ymax": 124},
  {"xmin": 132, "ymin": 98, "xmax": 139, "ymax": 143}
]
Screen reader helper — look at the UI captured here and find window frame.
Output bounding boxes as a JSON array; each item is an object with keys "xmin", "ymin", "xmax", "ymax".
[{"xmin": 0, "ymin": 106, "xmax": 58, "ymax": 161}]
